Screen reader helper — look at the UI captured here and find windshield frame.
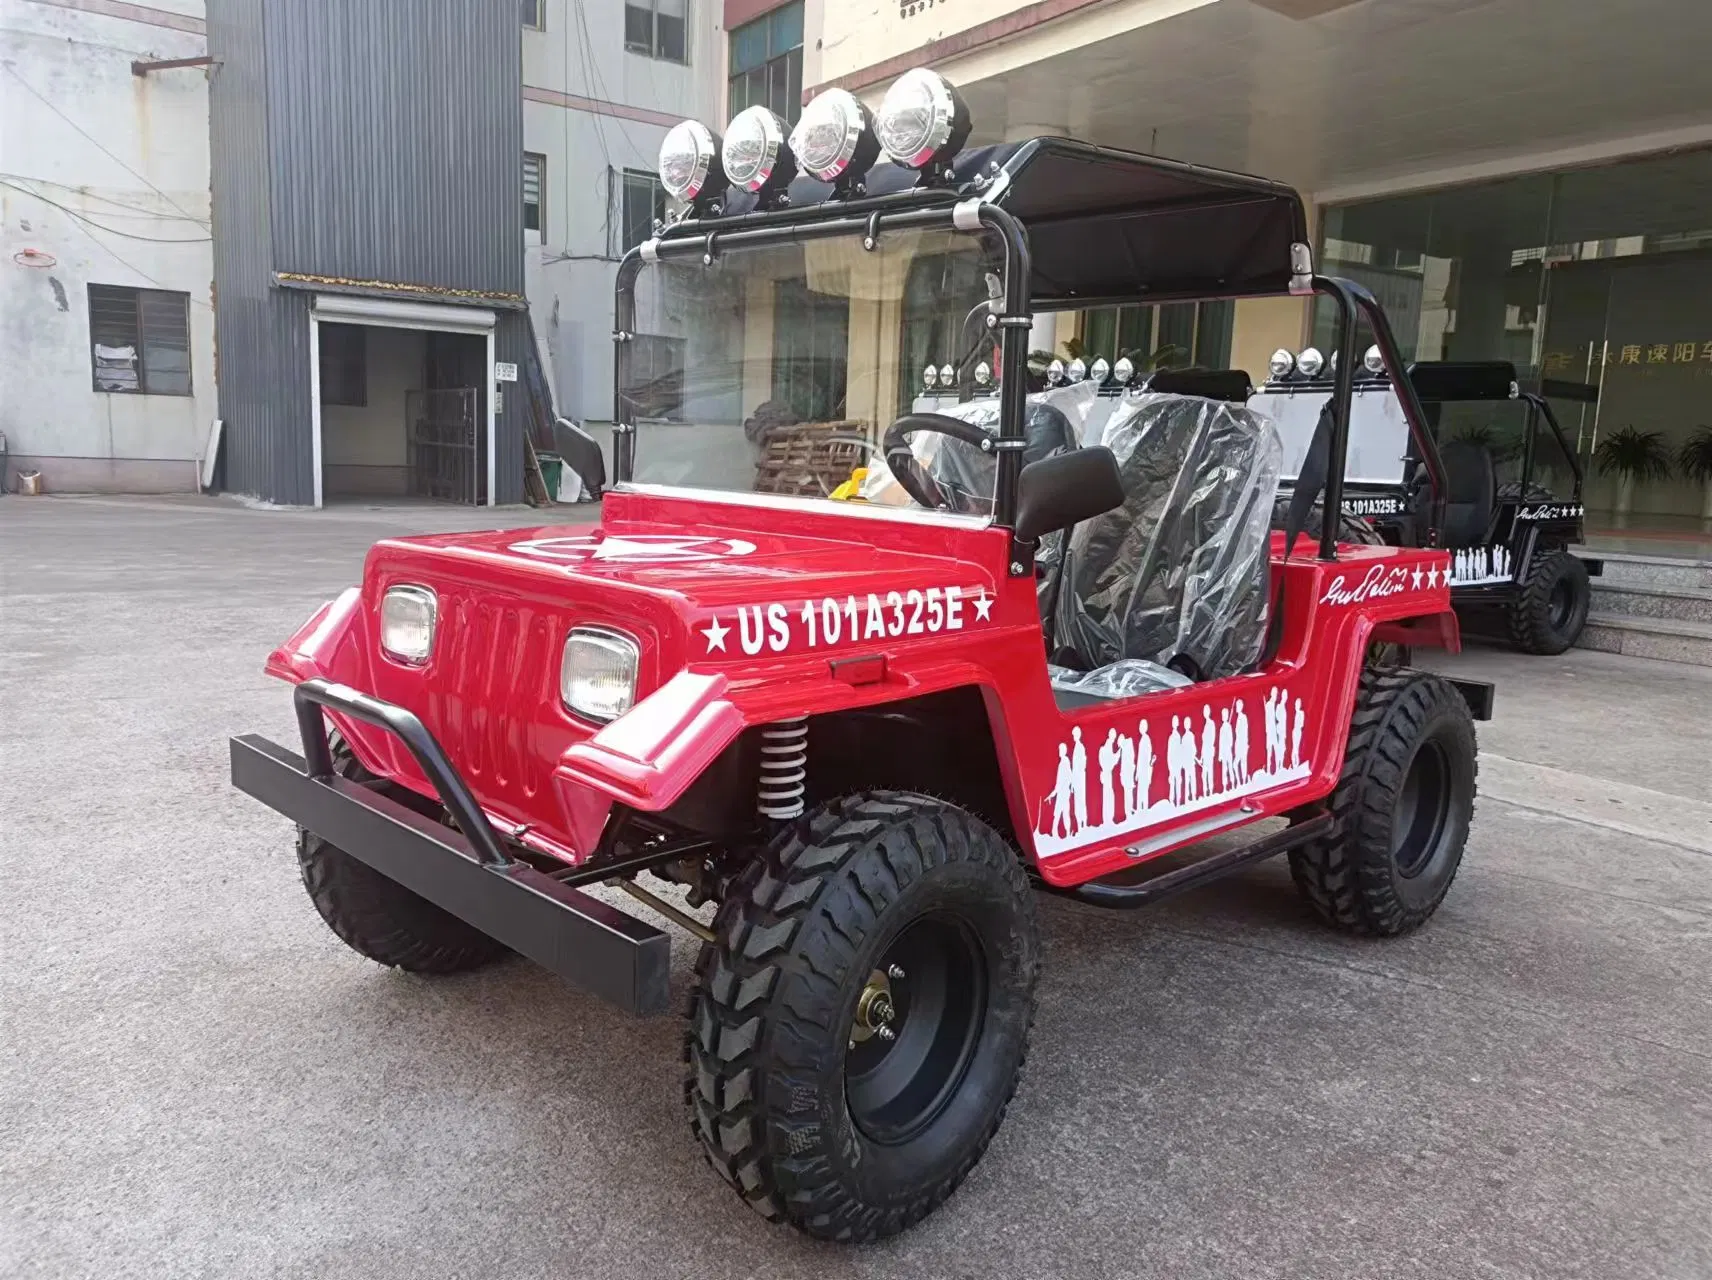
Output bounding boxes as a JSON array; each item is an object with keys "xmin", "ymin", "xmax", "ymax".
[{"xmin": 611, "ymin": 194, "xmax": 1033, "ymax": 528}]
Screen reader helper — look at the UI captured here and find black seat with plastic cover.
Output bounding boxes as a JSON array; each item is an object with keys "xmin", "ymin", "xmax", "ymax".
[{"xmin": 1043, "ymin": 385, "xmax": 1283, "ymax": 695}]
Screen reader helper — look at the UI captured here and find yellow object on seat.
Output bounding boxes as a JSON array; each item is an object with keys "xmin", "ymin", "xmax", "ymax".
[{"xmin": 829, "ymin": 467, "xmax": 869, "ymax": 501}]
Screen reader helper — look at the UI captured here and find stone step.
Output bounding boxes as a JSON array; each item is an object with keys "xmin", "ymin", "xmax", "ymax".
[
  {"xmin": 1590, "ymin": 582, "xmax": 1712, "ymax": 624},
  {"xmin": 1578, "ymin": 612, "xmax": 1712, "ymax": 667},
  {"xmin": 1588, "ymin": 550, "xmax": 1712, "ymax": 591}
]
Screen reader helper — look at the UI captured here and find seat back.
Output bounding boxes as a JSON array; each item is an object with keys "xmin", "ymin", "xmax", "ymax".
[
  {"xmin": 1046, "ymin": 391, "xmax": 1283, "ymax": 680},
  {"xmin": 1438, "ymin": 439, "xmax": 1496, "ymax": 547}
]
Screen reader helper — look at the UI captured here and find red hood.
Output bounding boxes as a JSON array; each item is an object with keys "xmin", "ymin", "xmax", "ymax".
[{"xmin": 370, "ymin": 487, "xmax": 1009, "ymax": 609}]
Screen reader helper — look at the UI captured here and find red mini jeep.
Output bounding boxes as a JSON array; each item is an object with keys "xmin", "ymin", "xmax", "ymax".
[{"xmin": 233, "ymin": 72, "xmax": 1493, "ymax": 1243}]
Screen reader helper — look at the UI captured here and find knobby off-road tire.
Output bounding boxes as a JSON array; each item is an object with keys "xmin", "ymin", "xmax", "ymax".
[
  {"xmin": 1290, "ymin": 669, "xmax": 1477, "ymax": 936},
  {"xmin": 297, "ymin": 738, "xmax": 506, "ymax": 974},
  {"xmin": 685, "ymin": 791, "xmax": 1039, "ymax": 1242},
  {"xmin": 1508, "ymin": 546, "xmax": 1590, "ymax": 655}
]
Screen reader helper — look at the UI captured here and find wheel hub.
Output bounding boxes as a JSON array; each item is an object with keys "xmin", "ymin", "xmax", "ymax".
[{"xmin": 844, "ymin": 918, "xmax": 987, "ymax": 1146}]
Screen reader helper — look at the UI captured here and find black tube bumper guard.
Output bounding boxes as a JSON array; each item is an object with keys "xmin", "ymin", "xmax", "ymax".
[{"xmin": 229, "ymin": 678, "xmax": 671, "ymax": 1015}]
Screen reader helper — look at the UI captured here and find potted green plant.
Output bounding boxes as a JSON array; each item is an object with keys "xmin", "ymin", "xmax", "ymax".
[
  {"xmin": 1678, "ymin": 425, "xmax": 1712, "ymax": 524},
  {"xmin": 1592, "ymin": 425, "xmax": 1673, "ymax": 525}
]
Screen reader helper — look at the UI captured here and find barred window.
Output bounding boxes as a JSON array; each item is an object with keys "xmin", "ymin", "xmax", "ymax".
[{"xmin": 88, "ymin": 284, "xmax": 191, "ymax": 395}]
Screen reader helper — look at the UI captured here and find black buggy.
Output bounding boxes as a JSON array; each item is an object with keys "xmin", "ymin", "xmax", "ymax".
[{"xmin": 1254, "ymin": 351, "xmax": 1603, "ymax": 654}]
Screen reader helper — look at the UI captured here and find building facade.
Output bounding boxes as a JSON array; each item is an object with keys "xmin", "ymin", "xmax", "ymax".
[
  {"xmin": 806, "ymin": 0, "xmax": 1712, "ymax": 527},
  {"xmin": 1, "ymin": 0, "xmax": 217, "ymax": 493},
  {"xmin": 521, "ymin": 0, "xmax": 725, "ymax": 433}
]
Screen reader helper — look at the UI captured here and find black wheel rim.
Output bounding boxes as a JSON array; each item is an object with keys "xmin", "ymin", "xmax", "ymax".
[
  {"xmin": 1392, "ymin": 739, "xmax": 1453, "ymax": 878},
  {"xmin": 1548, "ymin": 577, "xmax": 1575, "ymax": 631},
  {"xmin": 845, "ymin": 915, "xmax": 988, "ymax": 1147}
]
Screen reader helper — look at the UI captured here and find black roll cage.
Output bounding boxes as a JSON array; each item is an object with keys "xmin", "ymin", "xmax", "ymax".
[{"xmin": 610, "ymin": 142, "xmax": 1447, "ymax": 563}]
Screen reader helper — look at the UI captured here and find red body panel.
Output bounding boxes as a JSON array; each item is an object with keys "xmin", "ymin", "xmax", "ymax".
[{"xmin": 267, "ymin": 487, "xmax": 1457, "ymax": 887}]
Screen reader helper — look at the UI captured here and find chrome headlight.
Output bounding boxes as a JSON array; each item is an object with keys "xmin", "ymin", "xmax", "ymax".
[
  {"xmin": 938, "ymin": 362, "xmax": 954, "ymax": 387},
  {"xmin": 380, "ymin": 586, "xmax": 436, "ymax": 664},
  {"xmin": 974, "ymin": 360, "xmax": 993, "ymax": 388},
  {"xmin": 723, "ymin": 105, "xmax": 795, "ymax": 197},
  {"xmin": 1090, "ymin": 357, "xmax": 1110, "ymax": 384},
  {"xmin": 875, "ymin": 68, "xmax": 970, "ymax": 170},
  {"xmin": 1268, "ymin": 348, "xmax": 1295, "ymax": 381},
  {"xmin": 922, "ymin": 362, "xmax": 940, "ymax": 389},
  {"xmin": 1046, "ymin": 358, "xmax": 1065, "ymax": 386},
  {"xmin": 658, "ymin": 119, "xmax": 723, "ymax": 203},
  {"xmin": 560, "ymin": 628, "xmax": 639, "ymax": 723},
  {"xmin": 1296, "ymin": 346, "xmax": 1325, "ymax": 378},
  {"xmin": 1066, "ymin": 357, "xmax": 1087, "ymax": 383},
  {"xmin": 789, "ymin": 88, "xmax": 878, "ymax": 186},
  {"xmin": 1113, "ymin": 356, "xmax": 1135, "ymax": 385},
  {"xmin": 1364, "ymin": 344, "xmax": 1385, "ymax": 374}
]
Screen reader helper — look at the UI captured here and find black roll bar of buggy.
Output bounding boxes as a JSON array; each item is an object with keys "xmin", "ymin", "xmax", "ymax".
[
  {"xmin": 1311, "ymin": 275, "xmax": 1449, "ymax": 559},
  {"xmin": 1518, "ymin": 392, "xmax": 1586, "ymax": 497}
]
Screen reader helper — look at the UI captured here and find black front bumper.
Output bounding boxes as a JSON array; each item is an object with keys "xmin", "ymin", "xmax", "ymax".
[{"xmin": 230, "ymin": 679, "xmax": 671, "ymax": 1015}]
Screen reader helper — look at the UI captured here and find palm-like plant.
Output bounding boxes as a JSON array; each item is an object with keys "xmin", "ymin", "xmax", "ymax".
[
  {"xmin": 1678, "ymin": 425, "xmax": 1712, "ymax": 522},
  {"xmin": 1592, "ymin": 425, "xmax": 1674, "ymax": 521}
]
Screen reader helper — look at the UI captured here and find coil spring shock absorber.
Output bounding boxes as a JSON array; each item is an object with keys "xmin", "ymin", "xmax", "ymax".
[{"xmin": 757, "ymin": 718, "xmax": 808, "ymax": 820}]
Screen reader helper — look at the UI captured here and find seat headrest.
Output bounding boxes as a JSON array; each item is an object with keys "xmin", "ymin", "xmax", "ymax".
[{"xmin": 1142, "ymin": 368, "xmax": 1254, "ymax": 403}]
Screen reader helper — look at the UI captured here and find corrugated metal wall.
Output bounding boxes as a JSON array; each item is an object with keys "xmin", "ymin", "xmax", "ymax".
[
  {"xmin": 208, "ymin": 0, "xmax": 527, "ymax": 506},
  {"xmin": 209, "ymin": 0, "xmax": 315, "ymax": 505}
]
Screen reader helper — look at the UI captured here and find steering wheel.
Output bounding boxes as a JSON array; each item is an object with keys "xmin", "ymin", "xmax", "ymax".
[{"xmin": 880, "ymin": 412, "xmax": 998, "ymax": 510}]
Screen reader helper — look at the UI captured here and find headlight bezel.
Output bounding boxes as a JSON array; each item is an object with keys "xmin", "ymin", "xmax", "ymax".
[
  {"xmin": 1296, "ymin": 346, "xmax": 1326, "ymax": 379},
  {"xmin": 658, "ymin": 119, "xmax": 723, "ymax": 205},
  {"xmin": 722, "ymin": 105, "xmax": 796, "ymax": 198},
  {"xmin": 1268, "ymin": 347, "xmax": 1295, "ymax": 381},
  {"xmin": 379, "ymin": 584, "xmax": 438, "ymax": 666},
  {"xmin": 789, "ymin": 88, "xmax": 879, "ymax": 187},
  {"xmin": 560, "ymin": 625, "xmax": 641, "ymax": 724},
  {"xmin": 874, "ymin": 67, "xmax": 971, "ymax": 171}
]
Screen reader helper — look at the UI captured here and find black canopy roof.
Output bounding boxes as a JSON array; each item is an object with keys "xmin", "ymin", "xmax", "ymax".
[{"xmin": 699, "ymin": 137, "xmax": 1311, "ymax": 308}]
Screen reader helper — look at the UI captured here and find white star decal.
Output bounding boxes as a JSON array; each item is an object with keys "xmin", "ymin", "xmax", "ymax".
[
  {"xmin": 700, "ymin": 617, "xmax": 730, "ymax": 652},
  {"xmin": 1411, "ymin": 567, "xmax": 1424, "ymax": 590},
  {"xmin": 972, "ymin": 589, "xmax": 994, "ymax": 622},
  {"xmin": 509, "ymin": 534, "xmax": 757, "ymax": 564},
  {"xmin": 1427, "ymin": 566, "xmax": 1440, "ymax": 588}
]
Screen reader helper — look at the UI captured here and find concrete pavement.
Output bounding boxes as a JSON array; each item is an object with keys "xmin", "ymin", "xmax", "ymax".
[{"xmin": 3, "ymin": 495, "xmax": 1709, "ymax": 1279}]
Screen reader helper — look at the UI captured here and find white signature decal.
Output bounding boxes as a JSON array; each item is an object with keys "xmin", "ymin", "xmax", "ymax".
[
  {"xmin": 1320, "ymin": 561, "xmax": 1444, "ymax": 606},
  {"xmin": 701, "ymin": 586, "xmax": 993, "ymax": 655},
  {"xmin": 1516, "ymin": 504, "xmax": 1582, "ymax": 522}
]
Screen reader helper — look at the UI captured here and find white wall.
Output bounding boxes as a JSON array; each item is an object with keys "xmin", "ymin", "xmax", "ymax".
[
  {"xmin": 520, "ymin": 0, "xmax": 725, "ymax": 428},
  {"xmin": 0, "ymin": 0, "xmax": 215, "ymax": 493}
]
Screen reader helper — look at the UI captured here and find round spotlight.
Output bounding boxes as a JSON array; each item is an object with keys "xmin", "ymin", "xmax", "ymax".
[
  {"xmin": 1268, "ymin": 348, "xmax": 1295, "ymax": 381},
  {"xmin": 789, "ymin": 88, "xmax": 879, "ymax": 187},
  {"xmin": 1297, "ymin": 347, "xmax": 1325, "ymax": 378},
  {"xmin": 974, "ymin": 360, "xmax": 993, "ymax": 388},
  {"xmin": 922, "ymin": 363, "xmax": 939, "ymax": 389},
  {"xmin": 658, "ymin": 120, "xmax": 723, "ymax": 203},
  {"xmin": 1363, "ymin": 344, "xmax": 1385, "ymax": 375},
  {"xmin": 1113, "ymin": 356, "xmax": 1135, "ymax": 385},
  {"xmin": 939, "ymin": 363, "xmax": 955, "ymax": 387},
  {"xmin": 1067, "ymin": 357, "xmax": 1087, "ymax": 384},
  {"xmin": 1090, "ymin": 357, "xmax": 1110, "ymax": 384},
  {"xmin": 722, "ymin": 106, "xmax": 796, "ymax": 198},
  {"xmin": 1046, "ymin": 358, "xmax": 1065, "ymax": 386},
  {"xmin": 875, "ymin": 68, "xmax": 971, "ymax": 171}
]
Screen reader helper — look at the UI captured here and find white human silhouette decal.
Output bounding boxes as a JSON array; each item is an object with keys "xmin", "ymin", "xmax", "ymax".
[
  {"xmin": 1098, "ymin": 729, "xmax": 1120, "ymax": 828},
  {"xmin": 1033, "ymin": 682, "xmax": 1316, "ymax": 858}
]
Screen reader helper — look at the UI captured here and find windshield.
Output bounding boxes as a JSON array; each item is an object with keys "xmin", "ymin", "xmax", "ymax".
[{"xmin": 620, "ymin": 227, "xmax": 1004, "ymax": 510}]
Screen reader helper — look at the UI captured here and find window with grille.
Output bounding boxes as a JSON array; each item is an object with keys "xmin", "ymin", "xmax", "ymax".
[
  {"xmin": 88, "ymin": 284, "xmax": 191, "ymax": 395},
  {"xmin": 523, "ymin": 152, "xmax": 545, "ymax": 238},
  {"xmin": 318, "ymin": 323, "xmax": 367, "ymax": 407},
  {"xmin": 621, "ymin": 169, "xmax": 667, "ymax": 252},
  {"xmin": 625, "ymin": 0, "xmax": 687, "ymax": 62},
  {"xmin": 728, "ymin": 1, "xmax": 802, "ymax": 125},
  {"xmin": 1078, "ymin": 299, "xmax": 1235, "ymax": 373}
]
